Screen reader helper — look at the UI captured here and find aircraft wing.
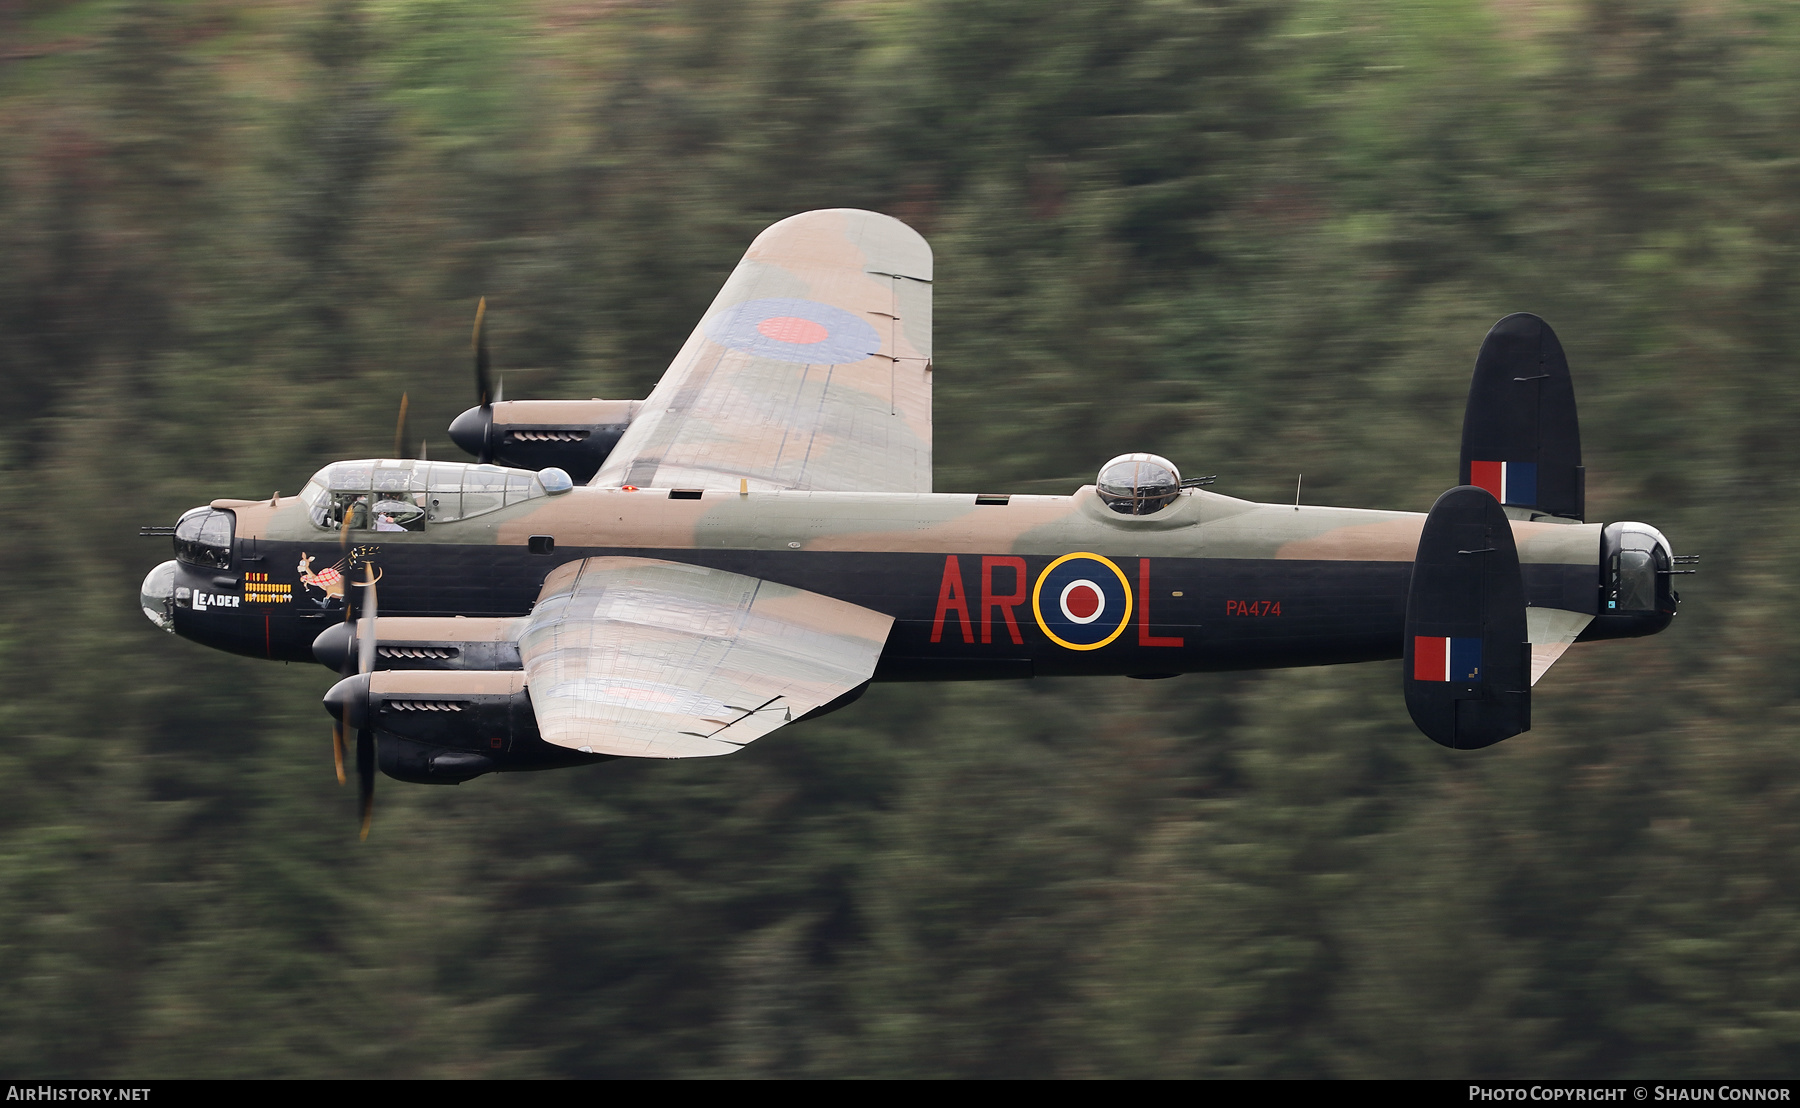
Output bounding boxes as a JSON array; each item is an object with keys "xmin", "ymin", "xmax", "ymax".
[
  {"xmin": 594, "ymin": 209, "xmax": 934, "ymax": 493},
  {"xmin": 517, "ymin": 557, "xmax": 893, "ymax": 758}
]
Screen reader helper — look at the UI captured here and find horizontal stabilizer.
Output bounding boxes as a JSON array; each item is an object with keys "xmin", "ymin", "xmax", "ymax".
[
  {"xmin": 1460, "ymin": 313, "xmax": 1583, "ymax": 521},
  {"xmin": 1404, "ymin": 486, "xmax": 1531, "ymax": 749},
  {"xmin": 1526, "ymin": 606, "xmax": 1593, "ymax": 686}
]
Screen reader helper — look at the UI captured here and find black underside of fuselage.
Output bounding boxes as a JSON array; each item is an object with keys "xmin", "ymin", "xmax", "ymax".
[{"xmin": 171, "ymin": 539, "xmax": 1443, "ymax": 677}]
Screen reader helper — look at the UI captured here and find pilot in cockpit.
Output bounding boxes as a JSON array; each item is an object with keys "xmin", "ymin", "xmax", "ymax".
[
  {"xmin": 336, "ymin": 494, "xmax": 370, "ymax": 531},
  {"xmin": 324, "ymin": 492, "xmax": 425, "ymax": 533}
]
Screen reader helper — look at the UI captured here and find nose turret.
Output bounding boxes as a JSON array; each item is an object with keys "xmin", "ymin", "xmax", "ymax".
[{"xmin": 140, "ymin": 504, "xmax": 297, "ymax": 659}]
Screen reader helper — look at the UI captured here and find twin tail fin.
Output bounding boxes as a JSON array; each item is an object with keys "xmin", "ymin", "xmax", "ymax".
[{"xmin": 1459, "ymin": 313, "xmax": 1583, "ymax": 522}]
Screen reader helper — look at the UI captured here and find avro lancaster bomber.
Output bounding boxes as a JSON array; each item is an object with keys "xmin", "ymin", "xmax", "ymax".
[{"xmin": 138, "ymin": 209, "xmax": 1688, "ymax": 835}]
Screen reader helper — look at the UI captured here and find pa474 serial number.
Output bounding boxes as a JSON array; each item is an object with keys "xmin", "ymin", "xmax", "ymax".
[{"xmin": 1226, "ymin": 600, "xmax": 1282, "ymax": 616}]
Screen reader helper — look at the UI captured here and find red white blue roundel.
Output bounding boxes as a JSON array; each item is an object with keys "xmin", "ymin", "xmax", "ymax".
[
  {"xmin": 704, "ymin": 297, "xmax": 882, "ymax": 365},
  {"xmin": 1032, "ymin": 553, "xmax": 1133, "ymax": 651}
]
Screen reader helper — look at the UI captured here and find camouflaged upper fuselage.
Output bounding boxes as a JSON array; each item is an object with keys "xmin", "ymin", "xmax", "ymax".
[{"xmin": 226, "ymin": 482, "xmax": 1595, "ymax": 563}]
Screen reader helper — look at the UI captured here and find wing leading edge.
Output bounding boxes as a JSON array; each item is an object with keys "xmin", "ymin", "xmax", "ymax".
[
  {"xmin": 595, "ymin": 209, "xmax": 934, "ymax": 493},
  {"xmin": 518, "ymin": 557, "xmax": 893, "ymax": 758}
]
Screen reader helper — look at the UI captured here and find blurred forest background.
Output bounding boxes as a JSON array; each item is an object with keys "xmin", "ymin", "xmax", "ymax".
[{"xmin": 1, "ymin": 0, "xmax": 1798, "ymax": 1078}]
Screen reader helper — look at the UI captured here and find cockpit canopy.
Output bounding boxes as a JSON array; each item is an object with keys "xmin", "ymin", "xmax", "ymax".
[
  {"xmin": 1096, "ymin": 453, "xmax": 1182, "ymax": 516},
  {"xmin": 298, "ymin": 459, "xmax": 567, "ymax": 533}
]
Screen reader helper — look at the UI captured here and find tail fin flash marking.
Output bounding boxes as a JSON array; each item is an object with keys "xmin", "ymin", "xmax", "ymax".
[
  {"xmin": 1412, "ymin": 636, "xmax": 1482, "ymax": 682},
  {"xmin": 1470, "ymin": 460, "xmax": 1538, "ymax": 507}
]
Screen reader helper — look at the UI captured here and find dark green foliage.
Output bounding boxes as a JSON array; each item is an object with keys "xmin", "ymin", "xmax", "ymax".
[{"xmin": 0, "ymin": 0, "xmax": 1797, "ymax": 1077}]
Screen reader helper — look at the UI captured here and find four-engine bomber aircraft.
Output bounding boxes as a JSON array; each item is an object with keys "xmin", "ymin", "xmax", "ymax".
[{"xmin": 138, "ymin": 209, "xmax": 1688, "ymax": 834}]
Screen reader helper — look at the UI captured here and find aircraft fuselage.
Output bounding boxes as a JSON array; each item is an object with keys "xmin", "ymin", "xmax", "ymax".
[{"xmin": 148, "ymin": 482, "xmax": 1638, "ymax": 680}]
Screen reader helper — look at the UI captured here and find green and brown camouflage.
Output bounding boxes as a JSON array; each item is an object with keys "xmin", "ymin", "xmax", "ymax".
[
  {"xmin": 140, "ymin": 209, "xmax": 1680, "ymax": 792},
  {"xmin": 222, "ymin": 477, "xmax": 1595, "ymax": 565}
]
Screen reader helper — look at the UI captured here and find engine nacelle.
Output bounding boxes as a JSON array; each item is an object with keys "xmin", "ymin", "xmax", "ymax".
[
  {"xmin": 323, "ymin": 670, "xmax": 610, "ymax": 783},
  {"xmin": 312, "ymin": 617, "xmax": 522, "ymax": 673},
  {"xmin": 448, "ymin": 399, "xmax": 639, "ymax": 483}
]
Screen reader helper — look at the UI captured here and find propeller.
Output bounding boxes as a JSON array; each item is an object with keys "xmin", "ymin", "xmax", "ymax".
[
  {"xmin": 357, "ymin": 564, "xmax": 379, "ymax": 676},
  {"xmin": 474, "ymin": 297, "xmax": 492, "ymax": 407},
  {"xmin": 322, "ymin": 385, "xmax": 405, "ymax": 815},
  {"xmin": 354, "ymin": 563, "xmax": 378, "ymax": 840},
  {"xmin": 323, "ymin": 561, "xmax": 380, "ymax": 838},
  {"xmin": 474, "ymin": 297, "xmax": 495, "ymax": 462},
  {"xmin": 329, "ymin": 493, "xmax": 357, "ymax": 784},
  {"xmin": 449, "ymin": 297, "xmax": 502, "ymax": 461},
  {"xmin": 339, "ymin": 483, "xmax": 357, "ymax": 555},
  {"xmin": 392, "ymin": 392, "xmax": 410, "ymax": 459}
]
